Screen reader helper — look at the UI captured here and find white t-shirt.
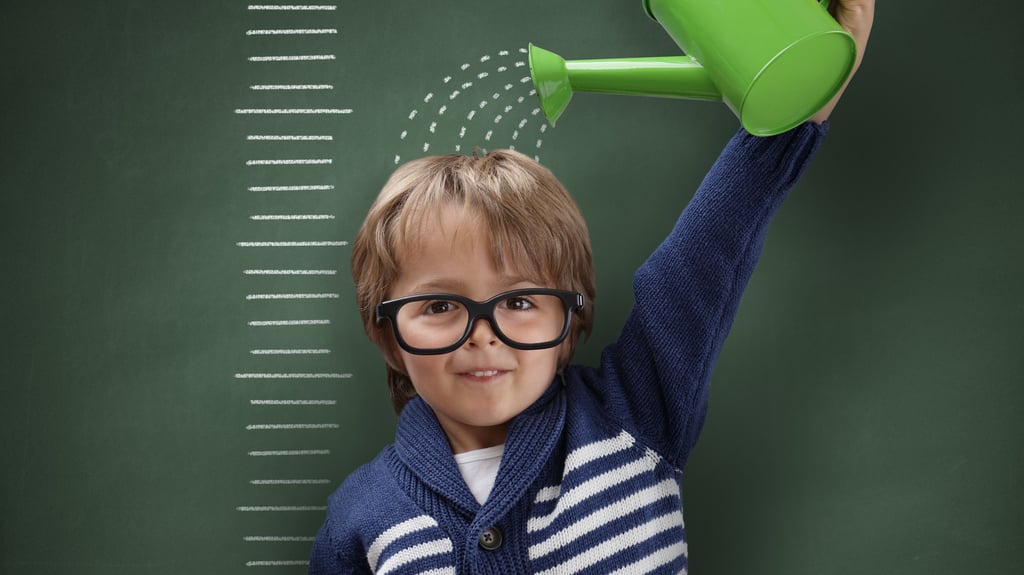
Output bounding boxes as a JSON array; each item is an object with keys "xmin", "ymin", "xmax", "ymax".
[{"xmin": 453, "ymin": 444, "xmax": 505, "ymax": 505}]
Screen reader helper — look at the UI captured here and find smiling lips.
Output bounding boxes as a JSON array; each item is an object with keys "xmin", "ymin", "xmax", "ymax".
[{"xmin": 462, "ymin": 369, "xmax": 506, "ymax": 379}]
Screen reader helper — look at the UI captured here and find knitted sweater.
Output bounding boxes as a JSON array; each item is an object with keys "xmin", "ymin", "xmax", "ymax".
[{"xmin": 309, "ymin": 123, "xmax": 827, "ymax": 575}]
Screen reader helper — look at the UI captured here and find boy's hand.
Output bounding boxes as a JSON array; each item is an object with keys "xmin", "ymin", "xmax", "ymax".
[{"xmin": 810, "ymin": 0, "xmax": 876, "ymax": 124}]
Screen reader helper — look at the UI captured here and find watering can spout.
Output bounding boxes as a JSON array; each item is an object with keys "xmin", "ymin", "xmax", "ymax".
[
  {"xmin": 528, "ymin": 43, "xmax": 719, "ymax": 127},
  {"xmin": 527, "ymin": 44, "xmax": 573, "ymax": 127}
]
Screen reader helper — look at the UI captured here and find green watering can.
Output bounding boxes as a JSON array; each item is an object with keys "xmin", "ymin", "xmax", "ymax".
[{"xmin": 529, "ymin": 0, "xmax": 857, "ymax": 135}]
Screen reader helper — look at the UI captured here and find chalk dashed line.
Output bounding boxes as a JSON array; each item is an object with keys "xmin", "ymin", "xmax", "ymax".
[
  {"xmin": 248, "ymin": 185, "xmax": 335, "ymax": 192},
  {"xmin": 242, "ymin": 532, "xmax": 317, "ymax": 536},
  {"xmin": 248, "ymin": 54, "xmax": 336, "ymax": 62},
  {"xmin": 247, "ymin": 5, "xmax": 337, "ymax": 10},
  {"xmin": 242, "ymin": 269, "xmax": 337, "ymax": 275},
  {"xmin": 245, "ymin": 423, "xmax": 340, "ymax": 430},
  {"xmin": 235, "ymin": 241, "xmax": 348, "ymax": 247},
  {"xmin": 250, "ymin": 84, "xmax": 333, "ymax": 90},
  {"xmin": 248, "ymin": 319, "xmax": 332, "ymax": 326},
  {"xmin": 250, "ymin": 214, "xmax": 335, "ymax": 220},
  {"xmin": 246, "ymin": 28, "xmax": 337, "ymax": 35},
  {"xmin": 246, "ymin": 159, "xmax": 332, "ymax": 166},
  {"xmin": 250, "ymin": 400, "xmax": 337, "ymax": 405},
  {"xmin": 247, "ymin": 450, "xmax": 330, "ymax": 456},
  {"xmin": 249, "ymin": 479, "xmax": 331, "ymax": 485},
  {"xmin": 247, "ymin": 135, "xmax": 333, "ymax": 141},
  {"xmin": 245, "ymin": 293, "xmax": 339, "ymax": 300},
  {"xmin": 235, "ymin": 108, "xmax": 352, "ymax": 114},
  {"xmin": 237, "ymin": 506, "xmax": 327, "ymax": 511},
  {"xmin": 234, "ymin": 373, "xmax": 352, "ymax": 379},
  {"xmin": 249, "ymin": 349, "xmax": 331, "ymax": 355}
]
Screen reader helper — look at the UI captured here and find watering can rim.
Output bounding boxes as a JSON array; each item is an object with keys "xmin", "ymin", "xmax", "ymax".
[{"xmin": 643, "ymin": 0, "xmax": 835, "ymax": 21}]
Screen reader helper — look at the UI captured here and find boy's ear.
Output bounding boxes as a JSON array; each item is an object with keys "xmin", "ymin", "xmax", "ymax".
[
  {"xmin": 556, "ymin": 337, "xmax": 576, "ymax": 369},
  {"xmin": 378, "ymin": 325, "xmax": 408, "ymax": 374}
]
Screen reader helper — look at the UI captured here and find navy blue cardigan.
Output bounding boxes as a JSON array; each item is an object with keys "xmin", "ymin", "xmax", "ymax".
[{"xmin": 309, "ymin": 123, "xmax": 827, "ymax": 574}]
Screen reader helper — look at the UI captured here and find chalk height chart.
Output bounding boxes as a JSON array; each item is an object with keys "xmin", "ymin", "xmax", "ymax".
[{"xmin": 233, "ymin": 4, "xmax": 352, "ymax": 570}]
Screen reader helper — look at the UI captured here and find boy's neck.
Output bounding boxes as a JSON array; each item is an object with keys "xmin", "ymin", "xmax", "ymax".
[{"xmin": 444, "ymin": 423, "xmax": 508, "ymax": 455}]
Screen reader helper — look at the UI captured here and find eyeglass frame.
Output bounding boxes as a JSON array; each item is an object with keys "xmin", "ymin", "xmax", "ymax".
[{"xmin": 375, "ymin": 288, "xmax": 586, "ymax": 356}]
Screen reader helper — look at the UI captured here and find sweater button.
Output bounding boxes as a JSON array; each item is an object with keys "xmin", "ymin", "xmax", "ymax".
[{"xmin": 478, "ymin": 526, "xmax": 503, "ymax": 551}]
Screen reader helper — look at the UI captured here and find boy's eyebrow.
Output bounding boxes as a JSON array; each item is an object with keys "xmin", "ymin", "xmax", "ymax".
[
  {"xmin": 406, "ymin": 279, "xmax": 466, "ymax": 294},
  {"xmin": 405, "ymin": 274, "xmax": 543, "ymax": 296},
  {"xmin": 496, "ymin": 273, "xmax": 541, "ymax": 287}
]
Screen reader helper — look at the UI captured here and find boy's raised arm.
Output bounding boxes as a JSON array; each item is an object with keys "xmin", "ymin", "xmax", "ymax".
[
  {"xmin": 590, "ymin": 0, "xmax": 874, "ymax": 471},
  {"xmin": 594, "ymin": 123, "xmax": 827, "ymax": 468}
]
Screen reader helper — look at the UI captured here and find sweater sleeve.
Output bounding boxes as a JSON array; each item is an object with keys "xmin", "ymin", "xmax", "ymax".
[
  {"xmin": 308, "ymin": 518, "xmax": 362, "ymax": 575},
  {"xmin": 594, "ymin": 122, "xmax": 828, "ymax": 469},
  {"xmin": 305, "ymin": 515, "xmax": 370, "ymax": 572}
]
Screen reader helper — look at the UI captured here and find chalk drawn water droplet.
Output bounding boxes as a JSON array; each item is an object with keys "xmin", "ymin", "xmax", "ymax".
[{"xmin": 391, "ymin": 47, "xmax": 554, "ymax": 165}]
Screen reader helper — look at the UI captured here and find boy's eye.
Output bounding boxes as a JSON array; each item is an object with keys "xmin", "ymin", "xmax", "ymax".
[
  {"xmin": 424, "ymin": 300, "xmax": 459, "ymax": 315},
  {"xmin": 502, "ymin": 296, "xmax": 535, "ymax": 311}
]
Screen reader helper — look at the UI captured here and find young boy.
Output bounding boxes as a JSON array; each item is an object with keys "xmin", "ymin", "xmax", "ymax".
[{"xmin": 310, "ymin": 2, "xmax": 874, "ymax": 573}]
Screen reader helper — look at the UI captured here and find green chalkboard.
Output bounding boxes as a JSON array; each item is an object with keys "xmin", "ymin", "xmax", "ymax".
[{"xmin": 2, "ymin": 1, "xmax": 1022, "ymax": 574}]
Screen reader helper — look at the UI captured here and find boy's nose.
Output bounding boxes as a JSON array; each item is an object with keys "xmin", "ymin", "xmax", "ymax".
[{"xmin": 466, "ymin": 317, "xmax": 499, "ymax": 347}]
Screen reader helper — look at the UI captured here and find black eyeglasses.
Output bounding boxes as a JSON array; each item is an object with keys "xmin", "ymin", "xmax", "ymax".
[{"xmin": 375, "ymin": 288, "xmax": 585, "ymax": 355}]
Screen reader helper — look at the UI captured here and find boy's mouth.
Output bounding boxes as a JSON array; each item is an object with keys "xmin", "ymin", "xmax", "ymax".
[{"xmin": 466, "ymin": 370, "xmax": 501, "ymax": 378}]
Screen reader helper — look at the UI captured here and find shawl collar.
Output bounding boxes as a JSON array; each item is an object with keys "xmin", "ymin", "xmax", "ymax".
[{"xmin": 392, "ymin": 377, "xmax": 567, "ymax": 520}]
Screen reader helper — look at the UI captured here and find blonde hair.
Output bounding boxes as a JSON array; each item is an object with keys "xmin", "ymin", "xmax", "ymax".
[{"xmin": 351, "ymin": 149, "xmax": 596, "ymax": 413}]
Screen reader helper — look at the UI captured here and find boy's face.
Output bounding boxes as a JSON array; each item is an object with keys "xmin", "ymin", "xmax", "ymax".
[{"xmin": 386, "ymin": 208, "xmax": 564, "ymax": 454}]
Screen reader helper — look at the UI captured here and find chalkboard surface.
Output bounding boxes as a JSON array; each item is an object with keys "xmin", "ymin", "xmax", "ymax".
[{"xmin": 2, "ymin": 1, "xmax": 1021, "ymax": 574}]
